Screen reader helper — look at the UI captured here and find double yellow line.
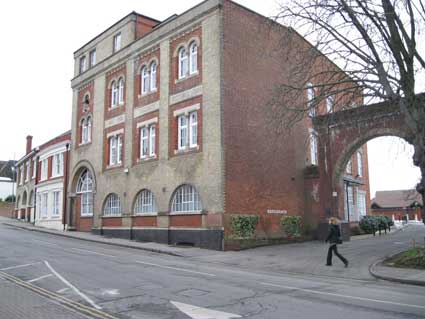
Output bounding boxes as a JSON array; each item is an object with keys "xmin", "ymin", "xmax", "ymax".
[{"xmin": 0, "ymin": 271, "xmax": 118, "ymax": 319}]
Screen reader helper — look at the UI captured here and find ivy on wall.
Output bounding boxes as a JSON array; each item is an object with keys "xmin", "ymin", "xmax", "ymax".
[
  {"xmin": 230, "ymin": 215, "xmax": 259, "ymax": 239},
  {"xmin": 281, "ymin": 216, "xmax": 302, "ymax": 237}
]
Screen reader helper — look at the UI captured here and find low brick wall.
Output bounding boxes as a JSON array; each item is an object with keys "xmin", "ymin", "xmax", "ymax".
[{"xmin": 0, "ymin": 202, "xmax": 14, "ymax": 218}]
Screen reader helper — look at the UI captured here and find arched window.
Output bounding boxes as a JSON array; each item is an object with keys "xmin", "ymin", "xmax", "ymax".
[
  {"xmin": 103, "ymin": 193, "xmax": 122, "ymax": 216},
  {"xmin": 150, "ymin": 62, "xmax": 157, "ymax": 91},
  {"xmin": 118, "ymin": 78, "xmax": 124, "ymax": 105},
  {"xmin": 189, "ymin": 42, "xmax": 198, "ymax": 74},
  {"xmin": 141, "ymin": 66, "xmax": 149, "ymax": 95},
  {"xmin": 111, "ymin": 81, "xmax": 118, "ymax": 107},
  {"xmin": 307, "ymin": 82, "xmax": 316, "ymax": 117},
  {"xmin": 134, "ymin": 189, "xmax": 157, "ymax": 214},
  {"xmin": 178, "ymin": 47, "xmax": 188, "ymax": 79},
  {"xmin": 357, "ymin": 150, "xmax": 363, "ymax": 177},
  {"xmin": 346, "ymin": 159, "xmax": 352, "ymax": 174},
  {"xmin": 87, "ymin": 117, "xmax": 92, "ymax": 143},
  {"xmin": 76, "ymin": 169, "xmax": 93, "ymax": 216},
  {"xmin": 81, "ymin": 119, "xmax": 88, "ymax": 144},
  {"xmin": 171, "ymin": 184, "xmax": 202, "ymax": 213}
]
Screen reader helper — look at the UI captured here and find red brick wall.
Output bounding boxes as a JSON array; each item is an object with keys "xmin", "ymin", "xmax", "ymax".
[
  {"xmin": 134, "ymin": 49, "xmax": 160, "ymax": 108},
  {"xmin": 132, "ymin": 216, "xmax": 157, "ymax": 227},
  {"xmin": 371, "ymin": 207, "xmax": 422, "ymax": 221},
  {"xmin": 169, "ymin": 27, "xmax": 202, "ymax": 95},
  {"xmin": 76, "ymin": 82, "xmax": 94, "ymax": 146},
  {"xmin": 104, "ymin": 65, "xmax": 127, "ymax": 120},
  {"xmin": 222, "ymin": 1, "xmax": 305, "ymax": 237},
  {"xmin": 75, "ymin": 194, "xmax": 93, "ymax": 232},
  {"xmin": 102, "ymin": 217, "xmax": 122, "ymax": 227},
  {"xmin": 170, "ymin": 214, "xmax": 202, "ymax": 228},
  {"xmin": 136, "ymin": 15, "xmax": 159, "ymax": 39},
  {"xmin": 169, "ymin": 96, "xmax": 202, "ymax": 158},
  {"xmin": 0, "ymin": 203, "xmax": 13, "ymax": 218}
]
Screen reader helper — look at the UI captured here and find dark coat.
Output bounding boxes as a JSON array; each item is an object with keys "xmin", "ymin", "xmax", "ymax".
[{"xmin": 326, "ymin": 224, "xmax": 342, "ymax": 244}]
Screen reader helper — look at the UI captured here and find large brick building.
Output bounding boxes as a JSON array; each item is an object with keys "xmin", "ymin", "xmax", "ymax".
[{"xmin": 66, "ymin": 0, "xmax": 369, "ymax": 250}]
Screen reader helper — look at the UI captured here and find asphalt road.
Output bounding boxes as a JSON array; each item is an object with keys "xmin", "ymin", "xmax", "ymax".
[{"xmin": 0, "ymin": 223, "xmax": 424, "ymax": 319}]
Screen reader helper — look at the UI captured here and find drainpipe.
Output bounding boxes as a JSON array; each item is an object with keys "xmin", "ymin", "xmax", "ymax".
[{"xmin": 62, "ymin": 143, "xmax": 70, "ymax": 231}]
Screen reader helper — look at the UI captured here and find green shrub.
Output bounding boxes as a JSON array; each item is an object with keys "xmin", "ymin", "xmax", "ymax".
[
  {"xmin": 360, "ymin": 215, "xmax": 392, "ymax": 234},
  {"xmin": 281, "ymin": 216, "xmax": 302, "ymax": 237},
  {"xmin": 230, "ymin": 215, "xmax": 259, "ymax": 239}
]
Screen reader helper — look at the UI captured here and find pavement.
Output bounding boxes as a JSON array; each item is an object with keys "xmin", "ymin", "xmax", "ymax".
[{"xmin": 2, "ymin": 216, "xmax": 425, "ymax": 287}]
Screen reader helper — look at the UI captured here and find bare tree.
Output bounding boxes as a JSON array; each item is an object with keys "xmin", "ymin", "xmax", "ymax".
[{"xmin": 271, "ymin": 0, "xmax": 425, "ymax": 222}]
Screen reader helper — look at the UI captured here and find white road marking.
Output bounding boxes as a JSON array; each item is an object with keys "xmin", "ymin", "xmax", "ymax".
[
  {"xmin": 44, "ymin": 261, "xmax": 102, "ymax": 310},
  {"xmin": 70, "ymin": 248, "xmax": 116, "ymax": 258},
  {"xmin": 0, "ymin": 262, "xmax": 40, "ymax": 271},
  {"xmin": 27, "ymin": 274, "xmax": 53, "ymax": 283},
  {"xmin": 57, "ymin": 287, "xmax": 70, "ymax": 293},
  {"xmin": 261, "ymin": 282, "xmax": 425, "ymax": 310},
  {"xmin": 171, "ymin": 301, "xmax": 241, "ymax": 319},
  {"xmin": 101, "ymin": 289, "xmax": 120, "ymax": 296},
  {"xmin": 135, "ymin": 261, "xmax": 216, "ymax": 277}
]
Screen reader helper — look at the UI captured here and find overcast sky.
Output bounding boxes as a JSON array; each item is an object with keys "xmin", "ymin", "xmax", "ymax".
[{"xmin": 0, "ymin": 0, "xmax": 420, "ymax": 198}]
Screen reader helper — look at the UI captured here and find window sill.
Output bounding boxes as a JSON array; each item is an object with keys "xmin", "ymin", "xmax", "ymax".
[
  {"xmin": 175, "ymin": 71, "xmax": 199, "ymax": 84},
  {"xmin": 80, "ymin": 215, "xmax": 93, "ymax": 218},
  {"xmin": 138, "ymin": 155, "xmax": 157, "ymax": 163},
  {"xmin": 174, "ymin": 145, "xmax": 199, "ymax": 156},
  {"xmin": 138, "ymin": 89, "xmax": 157, "ymax": 99},
  {"xmin": 79, "ymin": 141, "xmax": 92, "ymax": 147},
  {"xmin": 106, "ymin": 163, "xmax": 123, "ymax": 170},
  {"xmin": 102, "ymin": 215, "xmax": 122, "ymax": 218},
  {"xmin": 133, "ymin": 213, "xmax": 158, "ymax": 217},
  {"xmin": 170, "ymin": 211, "xmax": 204, "ymax": 216}
]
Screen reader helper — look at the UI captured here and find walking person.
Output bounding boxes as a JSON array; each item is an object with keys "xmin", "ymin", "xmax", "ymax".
[{"xmin": 325, "ymin": 217, "xmax": 348, "ymax": 267}]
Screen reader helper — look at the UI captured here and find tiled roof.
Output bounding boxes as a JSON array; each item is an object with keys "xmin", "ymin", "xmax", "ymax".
[{"xmin": 372, "ymin": 189, "xmax": 422, "ymax": 208}]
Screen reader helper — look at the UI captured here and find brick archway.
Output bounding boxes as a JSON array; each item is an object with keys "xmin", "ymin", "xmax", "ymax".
[{"xmin": 312, "ymin": 98, "xmax": 411, "ymax": 223}]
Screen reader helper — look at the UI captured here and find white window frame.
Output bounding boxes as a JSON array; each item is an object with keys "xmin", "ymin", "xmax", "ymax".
[
  {"xmin": 52, "ymin": 153, "xmax": 64, "ymax": 177},
  {"xmin": 134, "ymin": 189, "xmax": 157, "ymax": 215},
  {"xmin": 89, "ymin": 49, "xmax": 96, "ymax": 67},
  {"xmin": 19, "ymin": 166, "xmax": 24, "ymax": 185},
  {"xmin": 76, "ymin": 170, "xmax": 93, "ymax": 217},
  {"xmin": 32, "ymin": 158, "xmax": 37, "ymax": 179},
  {"xmin": 178, "ymin": 115, "xmax": 188, "ymax": 150},
  {"xmin": 111, "ymin": 81, "xmax": 118, "ymax": 108},
  {"xmin": 141, "ymin": 66, "xmax": 149, "ymax": 95},
  {"xmin": 307, "ymin": 83, "xmax": 316, "ymax": 117},
  {"xmin": 40, "ymin": 159, "xmax": 48, "ymax": 181},
  {"xmin": 149, "ymin": 125, "xmax": 156, "ymax": 157},
  {"xmin": 189, "ymin": 112, "xmax": 198, "ymax": 148},
  {"xmin": 25, "ymin": 161, "xmax": 30, "ymax": 182},
  {"xmin": 150, "ymin": 62, "xmax": 157, "ymax": 91},
  {"xmin": 346, "ymin": 159, "xmax": 352, "ymax": 174},
  {"xmin": 326, "ymin": 96, "xmax": 334, "ymax": 113},
  {"xmin": 113, "ymin": 33, "xmax": 121, "ymax": 52},
  {"xmin": 357, "ymin": 190, "xmax": 367, "ymax": 217},
  {"xmin": 118, "ymin": 78, "xmax": 124, "ymax": 105},
  {"xmin": 140, "ymin": 127, "xmax": 149, "ymax": 158},
  {"xmin": 109, "ymin": 135, "xmax": 123, "ymax": 166},
  {"xmin": 310, "ymin": 132, "xmax": 318, "ymax": 166},
  {"xmin": 189, "ymin": 42, "xmax": 198, "ymax": 75},
  {"xmin": 52, "ymin": 191, "xmax": 61, "ymax": 217},
  {"xmin": 81, "ymin": 119, "xmax": 88, "ymax": 144},
  {"xmin": 103, "ymin": 194, "xmax": 122, "ymax": 216},
  {"xmin": 178, "ymin": 47, "xmax": 188, "ymax": 79},
  {"xmin": 357, "ymin": 150, "xmax": 363, "ymax": 177},
  {"xmin": 171, "ymin": 185, "xmax": 202, "ymax": 213},
  {"xmin": 80, "ymin": 56, "xmax": 87, "ymax": 74}
]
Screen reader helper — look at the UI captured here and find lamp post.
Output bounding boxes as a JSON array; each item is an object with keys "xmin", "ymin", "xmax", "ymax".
[{"xmin": 11, "ymin": 165, "xmax": 15, "ymax": 218}]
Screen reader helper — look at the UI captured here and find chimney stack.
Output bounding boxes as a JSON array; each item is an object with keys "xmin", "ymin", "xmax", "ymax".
[{"xmin": 26, "ymin": 135, "xmax": 33, "ymax": 154}]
